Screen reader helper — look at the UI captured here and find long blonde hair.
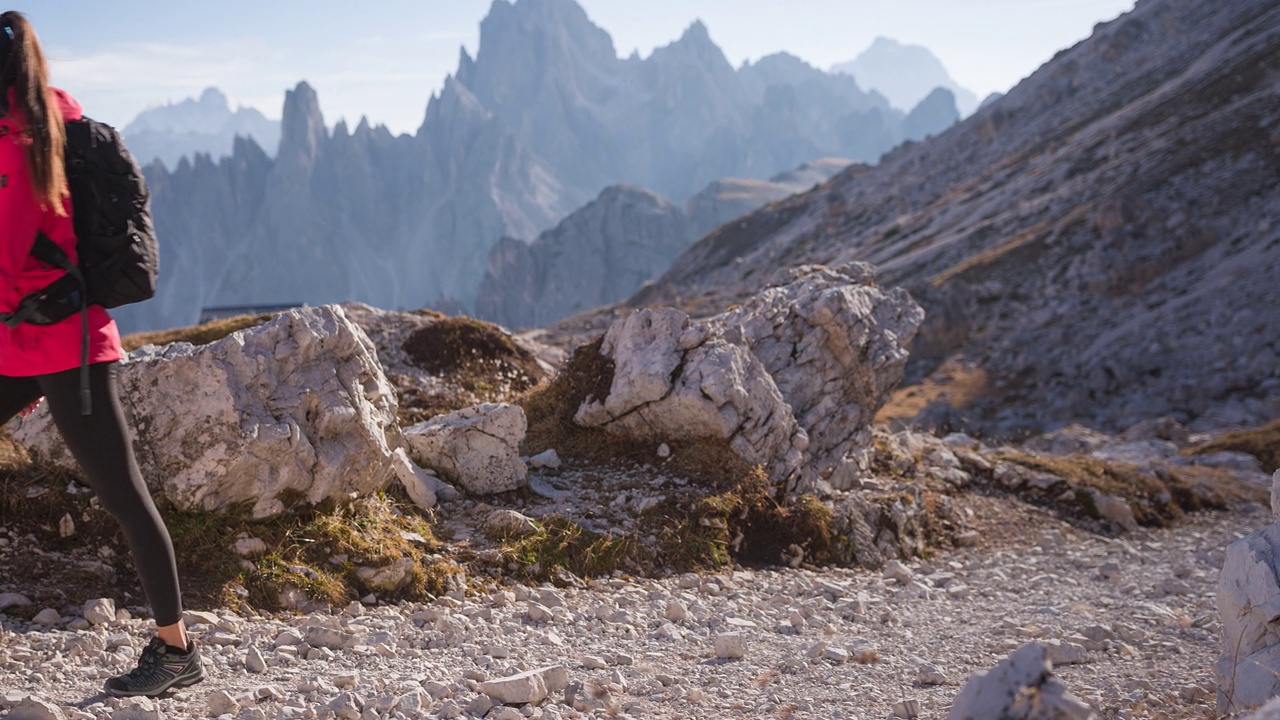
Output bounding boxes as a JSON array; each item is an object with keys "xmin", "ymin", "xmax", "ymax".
[{"xmin": 1, "ymin": 11, "xmax": 68, "ymax": 215}]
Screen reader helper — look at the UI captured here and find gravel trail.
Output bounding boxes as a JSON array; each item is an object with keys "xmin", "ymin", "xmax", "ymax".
[{"xmin": 0, "ymin": 494, "xmax": 1257, "ymax": 720}]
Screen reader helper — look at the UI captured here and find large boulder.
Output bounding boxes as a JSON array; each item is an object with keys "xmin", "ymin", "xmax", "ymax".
[
  {"xmin": 574, "ymin": 263, "xmax": 923, "ymax": 492},
  {"xmin": 1217, "ymin": 517, "xmax": 1280, "ymax": 713},
  {"xmin": 404, "ymin": 403, "xmax": 528, "ymax": 495},
  {"xmin": 947, "ymin": 643, "xmax": 1096, "ymax": 720},
  {"xmin": 10, "ymin": 305, "xmax": 424, "ymax": 518}
]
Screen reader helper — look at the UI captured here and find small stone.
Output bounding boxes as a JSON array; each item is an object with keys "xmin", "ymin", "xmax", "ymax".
[
  {"xmin": 182, "ymin": 610, "xmax": 221, "ymax": 627},
  {"xmin": 915, "ymin": 663, "xmax": 948, "ymax": 685},
  {"xmin": 110, "ymin": 697, "xmax": 162, "ymax": 720},
  {"xmin": 58, "ymin": 513, "xmax": 75, "ymax": 538},
  {"xmin": 1044, "ymin": 638, "xmax": 1089, "ymax": 665},
  {"xmin": 0, "ymin": 592, "xmax": 32, "ymax": 609},
  {"xmin": 484, "ymin": 509, "xmax": 540, "ymax": 538},
  {"xmin": 529, "ymin": 449, "xmax": 562, "ymax": 469},
  {"xmin": 245, "ymin": 646, "xmax": 267, "ymax": 673},
  {"xmin": 657, "ymin": 443, "xmax": 671, "ymax": 458},
  {"xmin": 479, "ymin": 666, "xmax": 569, "ymax": 705},
  {"xmin": 892, "ymin": 699, "xmax": 921, "ymax": 719},
  {"xmin": 527, "ymin": 602, "xmax": 555, "ymax": 623},
  {"xmin": 8, "ymin": 697, "xmax": 67, "ymax": 720},
  {"xmin": 582, "ymin": 656, "xmax": 608, "ymax": 670},
  {"xmin": 664, "ymin": 601, "xmax": 688, "ymax": 622},
  {"xmin": 234, "ymin": 535, "xmax": 268, "ymax": 557},
  {"xmin": 83, "ymin": 598, "xmax": 116, "ymax": 626},
  {"xmin": 714, "ymin": 633, "xmax": 746, "ymax": 659},
  {"xmin": 326, "ymin": 693, "xmax": 363, "ymax": 720},
  {"xmin": 823, "ymin": 646, "xmax": 851, "ymax": 664},
  {"xmin": 32, "ymin": 608, "xmax": 60, "ymax": 625},
  {"xmin": 208, "ymin": 690, "xmax": 238, "ymax": 717},
  {"xmin": 884, "ymin": 560, "xmax": 913, "ymax": 583}
]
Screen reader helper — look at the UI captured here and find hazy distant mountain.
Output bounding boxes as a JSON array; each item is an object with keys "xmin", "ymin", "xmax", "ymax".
[
  {"xmin": 126, "ymin": 0, "xmax": 959, "ymax": 333},
  {"xmin": 123, "ymin": 88, "xmax": 280, "ymax": 169},
  {"xmin": 832, "ymin": 37, "xmax": 979, "ymax": 116}
]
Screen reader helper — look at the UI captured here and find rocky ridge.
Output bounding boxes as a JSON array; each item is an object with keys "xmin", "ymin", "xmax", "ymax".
[{"xmin": 623, "ymin": 0, "xmax": 1280, "ymax": 438}]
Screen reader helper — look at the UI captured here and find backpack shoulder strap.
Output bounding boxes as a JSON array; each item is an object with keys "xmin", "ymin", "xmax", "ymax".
[{"xmin": 30, "ymin": 231, "xmax": 74, "ymax": 272}]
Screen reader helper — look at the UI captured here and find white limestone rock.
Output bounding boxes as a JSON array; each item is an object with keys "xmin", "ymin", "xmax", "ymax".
[
  {"xmin": 479, "ymin": 666, "xmax": 569, "ymax": 705},
  {"xmin": 245, "ymin": 646, "xmax": 267, "ymax": 674},
  {"xmin": 7, "ymin": 697, "xmax": 67, "ymax": 720},
  {"xmin": 1272, "ymin": 469, "xmax": 1280, "ymax": 521},
  {"xmin": 82, "ymin": 598, "xmax": 115, "ymax": 626},
  {"xmin": 1216, "ymin": 522, "xmax": 1280, "ymax": 713},
  {"xmin": 10, "ymin": 305, "xmax": 423, "ymax": 519},
  {"xmin": 404, "ymin": 403, "xmax": 528, "ymax": 495},
  {"xmin": 32, "ymin": 608, "xmax": 60, "ymax": 625},
  {"xmin": 1242, "ymin": 696, "xmax": 1280, "ymax": 720},
  {"xmin": 947, "ymin": 643, "xmax": 1096, "ymax": 720},
  {"xmin": 356, "ymin": 558, "xmax": 416, "ymax": 593},
  {"xmin": 574, "ymin": 264, "xmax": 921, "ymax": 491},
  {"xmin": 484, "ymin": 509, "xmax": 540, "ymax": 538},
  {"xmin": 529, "ymin": 448, "xmax": 562, "ymax": 469},
  {"xmin": 234, "ymin": 536, "xmax": 268, "ymax": 557},
  {"xmin": 714, "ymin": 633, "xmax": 747, "ymax": 659}
]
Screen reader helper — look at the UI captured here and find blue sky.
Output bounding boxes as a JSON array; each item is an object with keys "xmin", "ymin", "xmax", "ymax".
[{"xmin": 32, "ymin": 0, "xmax": 1135, "ymax": 134}]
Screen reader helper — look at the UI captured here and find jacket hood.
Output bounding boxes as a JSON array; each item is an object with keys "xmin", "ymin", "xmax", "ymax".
[{"xmin": 51, "ymin": 87, "xmax": 83, "ymax": 122}]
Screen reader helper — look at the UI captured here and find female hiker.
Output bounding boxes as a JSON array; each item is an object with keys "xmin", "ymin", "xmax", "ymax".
[{"xmin": 0, "ymin": 11, "xmax": 203, "ymax": 696}]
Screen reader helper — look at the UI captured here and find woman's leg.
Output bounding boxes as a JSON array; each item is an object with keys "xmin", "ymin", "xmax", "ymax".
[
  {"xmin": 0, "ymin": 374, "xmax": 43, "ymax": 424},
  {"xmin": 38, "ymin": 362, "xmax": 188, "ymax": 646}
]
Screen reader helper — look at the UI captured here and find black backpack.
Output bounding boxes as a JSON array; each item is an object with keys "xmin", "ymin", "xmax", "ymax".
[
  {"xmin": 40, "ymin": 117, "xmax": 159, "ymax": 310},
  {"xmin": 1, "ymin": 116, "xmax": 160, "ymax": 414}
]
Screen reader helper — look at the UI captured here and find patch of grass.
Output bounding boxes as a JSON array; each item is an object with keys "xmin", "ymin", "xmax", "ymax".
[
  {"xmin": 1000, "ymin": 451, "xmax": 1177, "ymax": 525},
  {"xmin": 398, "ymin": 317, "xmax": 548, "ymax": 424},
  {"xmin": 122, "ymin": 314, "xmax": 275, "ymax": 352},
  {"xmin": 0, "ymin": 437, "xmax": 456, "ymax": 613},
  {"xmin": 998, "ymin": 451, "xmax": 1265, "ymax": 527},
  {"xmin": 403, "ymin": 317, "xmax": 543, "ymax": 391},
  {"xmin": 1186, "ymin": 419, "xmax": 1280, "ymax": 473},
  {"xmin": 501, "ymin": 515, "xmax": 635, "ymax": 580}
]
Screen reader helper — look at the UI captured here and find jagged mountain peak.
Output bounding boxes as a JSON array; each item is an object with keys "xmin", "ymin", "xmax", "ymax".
[{"xmin": 278, "ymin": 81, "xmax": 327, "ymax": 163}]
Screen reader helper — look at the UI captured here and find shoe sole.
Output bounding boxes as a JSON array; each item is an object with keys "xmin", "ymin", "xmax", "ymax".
[{"xmin": 104, "ymin": 666, "xmax": 206, "ymax": 698}]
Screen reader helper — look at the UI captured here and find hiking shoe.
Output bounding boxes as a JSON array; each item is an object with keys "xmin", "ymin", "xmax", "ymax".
[{"xmin": 104, "ymin": 637, "xmax": 205, "ymax": 697}]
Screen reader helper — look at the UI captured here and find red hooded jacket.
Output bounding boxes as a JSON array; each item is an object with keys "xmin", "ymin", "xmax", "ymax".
[{"xmin": 0, "ymin": 88, "xmax": 121, "ymax": 376}]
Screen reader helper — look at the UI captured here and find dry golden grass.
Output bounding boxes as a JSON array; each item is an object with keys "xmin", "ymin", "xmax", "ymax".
[
  {"xmin": 998, "ymin": 451, "xmax": 1264, "ymax": 527},
  {"xmin": 875, "ymin": 359, "xmax": 989, "ymax": 426},
  {"xmin": 122, "ymin": 313, "xmax": 275, "ymax": 352},
  {"xmin": 1186, "ymin": 419, "xmax": 1280, "ymax": 473}
]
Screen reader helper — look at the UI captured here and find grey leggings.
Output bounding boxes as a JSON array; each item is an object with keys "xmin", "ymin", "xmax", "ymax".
[{"xmin": 0, "ymin": 362, "xmax": 183, "ymax": 625}]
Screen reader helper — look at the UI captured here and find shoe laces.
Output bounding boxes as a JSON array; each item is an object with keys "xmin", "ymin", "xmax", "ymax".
[{"xmin": 122, "ymin": 638, "xmax": 168, "ymax": 684}]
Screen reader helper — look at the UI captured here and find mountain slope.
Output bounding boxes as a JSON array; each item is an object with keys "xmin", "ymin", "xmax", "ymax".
[
  {"xmin": 630, "ymin": 0, "xmax": 1280, "ymax": 437},
  {"xmin": 475, "ymin": 158, "xmax": 852, "ymax": 329}
]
